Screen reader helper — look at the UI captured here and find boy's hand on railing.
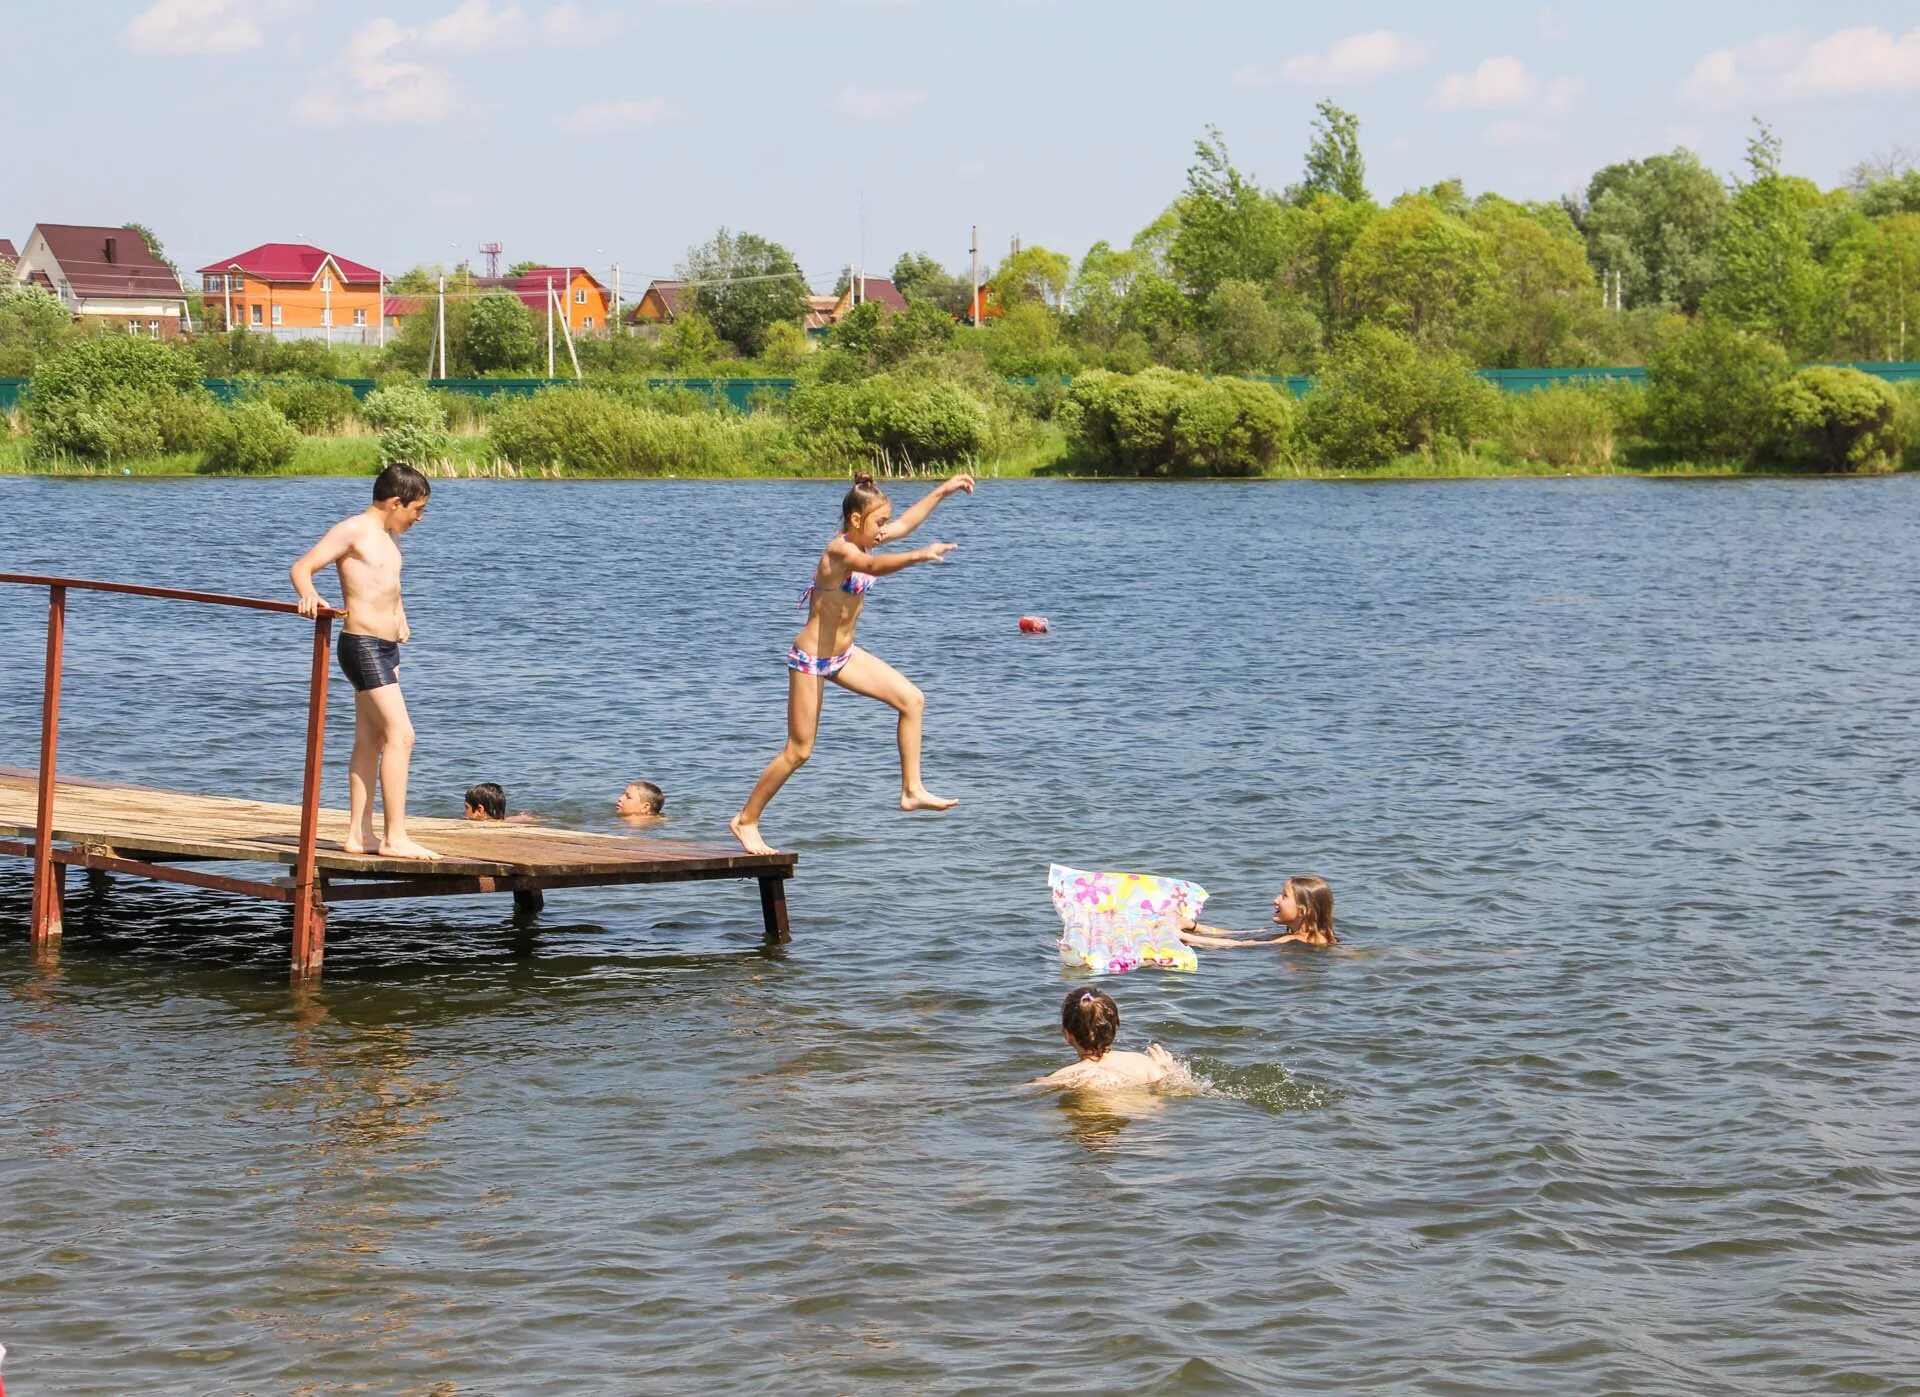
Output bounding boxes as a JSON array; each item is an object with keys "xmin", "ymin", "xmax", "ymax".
[{"xmin": 296, "ymin": 591, "xmax": 331, "ymax": 619}]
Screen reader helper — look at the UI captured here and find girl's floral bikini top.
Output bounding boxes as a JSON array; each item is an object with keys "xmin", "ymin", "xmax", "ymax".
[{"xmin": 798, "ymin": 536, "xmax": 877, "ymax": 606}]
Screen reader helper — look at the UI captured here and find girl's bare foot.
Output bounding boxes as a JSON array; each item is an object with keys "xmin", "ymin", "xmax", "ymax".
[
  {"xmin": 342, "ymin": 832, "xmax": 376, "ymax": 856},
  {"xmin": 900, "ymin": 789, "xmax": 958, "ymax": 812},
  {"xmin": 378, "ymin": 836, "xmax": 442, "ymax": 861},
  {"xmin": 730, "ymin": 813, "xmax": 775, "ymax": 855}
]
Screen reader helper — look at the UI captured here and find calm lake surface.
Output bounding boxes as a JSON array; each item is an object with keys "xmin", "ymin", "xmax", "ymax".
[{"xmin": 2, "ymin": 474, "xmax": 1917, "ymax": 1393}]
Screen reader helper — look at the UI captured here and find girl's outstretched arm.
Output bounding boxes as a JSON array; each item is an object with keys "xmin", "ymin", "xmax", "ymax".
[
  {"xmin": 832, "ymin": 537, "xmax": 957, "ymax": 577},
  {"xmin": 876, "ymin": 474, "xmax": 973, "ymax": 543},
  {"xmin": 1179, "ymin": 930, "xmax": 1293, "ymax": 949}
]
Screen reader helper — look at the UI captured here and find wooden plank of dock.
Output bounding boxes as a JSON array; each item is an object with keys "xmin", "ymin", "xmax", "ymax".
[{"xmin": 0, "ymin": 767, "xmax": 795, "ymax": 965}]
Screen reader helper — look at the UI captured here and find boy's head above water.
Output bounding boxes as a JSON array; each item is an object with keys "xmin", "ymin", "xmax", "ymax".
[
  {"xmin": 372, "ymin": 463, "xmax": 431, "ymax": 532},
  {"xmin": 615, "ymin": 781, "xmax": 665, "ymax": 817},
  {"xmin": 1061, "ymin": 986, "xmax": 1120, "ymax": 1062},
  {"xmin": 464, "ymin": 782, "xmax": 506, "ymax": 820}
]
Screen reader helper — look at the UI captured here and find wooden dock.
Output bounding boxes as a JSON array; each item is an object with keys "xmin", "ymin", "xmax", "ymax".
[{"xmin": 0, "ymin": 572, "xmax": 794, "ymax": 978}]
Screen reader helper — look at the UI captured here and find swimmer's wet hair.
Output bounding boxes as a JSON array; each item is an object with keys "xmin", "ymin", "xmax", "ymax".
[
  {"xmin": 625, "ymin": 780, "xmax": 664, "ymax": 813},
  {"xmin": 1288, "ymin": 875, "xmax": 1336, "ymax": 943},
  {"xmin": 465, "ymin": 782, "xmax": 506, "ymax": 819},
  {"xmin": 1062, "ymin": 986, "xmax": 1119, "ymax": 1061},
  {"xmin": 373, "ymin": 462, "xmax": 431, "ymax": 504},
  {"xmin": 842, "ymin": 469, "xmax": 888, "ymax": 523}
]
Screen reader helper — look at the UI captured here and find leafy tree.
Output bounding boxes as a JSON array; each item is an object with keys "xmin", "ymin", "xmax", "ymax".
[
  {"xmin": 463, "ymin": 290, "xmax": 540, "ymax": 373},
  {"xmin": 1068, "ymin": 240, "xmax": 1146, "ymax": 350},
  {"xmin": 1642, "ymin": 316, "xmax": 1788, "ymax": 462},
  {"xmin": 506, "ymin": 260, "xmax": 542, "ymax": 278},
  {"xmin": 891, "ymin": 251, "xmax": 971, "ymax": 316},
  {"xmin": 982, "ymin": 301, "xmax": 1078, "ymax": 376},
  {"xmin": 1704, "ymin": 122, "xmax": 1827, "ymax": 353},
  {"xmin": 1290, "ymin": 100, "xmax": 1368, "ymax": 204},
  {"xmin": 1770, "ymin": 365, "xmax": 1900, "ymax": 471},
  {"xmin": 1169, "ymin": 128, "xmax": 1287, "ymax": 299},
  {"xmin": 1857, "ymin": 171, "xmax": 1920, "ymax": 218},
  {"xmin": 361, "ymin": 383, "xmax": 450, "ymax": 466},
  {"xmin": 1299, "ymin": 324, "xmax": 1496, "ymax": 469},
  {"xmin": 655, "ymin": 310, "xmax": 730, "ymax": 373},
  {"xmin": 1277, "ymin": 192, "xmax": 1378, "ymax": 345},
  {"xmin": 759, "ymin": 320, "xmax": 812, "ymax": 372},
  {"xmin": 1340, "ymin": 194, "xmax": 1492, "ymax": 347},
  {"xmin": 680, "ymin": 228, "xmax": 810, "ymax": 356},
  {"xmin": 1466, "ymin": 196, "xmax": 1601, "ymax": 366},
  {"xmin": 0, "ymin": 285, "xmax": 77, "ymax": 375},
  {"xmin": 203, "ymin": 399, "xmax": 300, "ymax": 473},
  {"xmin": 26, "ymin": 335, "xmax": 213, "ymax": 462},
  {"xmin": 1202, "ymin": 280, "xmax": 1318, "ymax": 373},
  {"xmin": 125, "ymin": 220, "xmax": 178, "ymax": 278},
  {"xmin": 990, "ymin": 245, "xmax": 1072, "ymax": 308},
  {"xmin": 1574, "ymin": 148, "xmax": 1725, "ymax": 312},
  {"xmin": 1830, "ymin": 213, "xmax": 1920, "ymax": 360}
]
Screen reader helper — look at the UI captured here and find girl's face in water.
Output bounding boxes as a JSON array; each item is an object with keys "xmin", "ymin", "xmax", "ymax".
[
  {"xmin": 846, "ymin": 501, "xmax": 893, "ymax": 549},
  {"xmin": 1273, "ymin": 883, "xmax": 1301, "ymax": 926}
]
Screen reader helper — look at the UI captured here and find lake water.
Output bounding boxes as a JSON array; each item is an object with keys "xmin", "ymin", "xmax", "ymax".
[{"xmin": 2, "ymin": 474, "xmax": 1917, "ymax": 1393}]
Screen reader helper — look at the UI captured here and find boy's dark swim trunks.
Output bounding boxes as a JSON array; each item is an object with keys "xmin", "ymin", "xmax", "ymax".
[{"xmin": 339, "ymin": 633, "xmax": 401, "ymax": 691}]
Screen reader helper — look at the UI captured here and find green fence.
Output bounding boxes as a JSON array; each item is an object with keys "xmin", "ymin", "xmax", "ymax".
[{"xmin": 5, "ymin": 363, "xmax": 1920, "ymax": 415}]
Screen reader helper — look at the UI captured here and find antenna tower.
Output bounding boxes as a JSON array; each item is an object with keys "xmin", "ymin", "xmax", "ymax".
[{"xmin": 480, "ymin": 241, "xmax": 503, "ymax": 279}]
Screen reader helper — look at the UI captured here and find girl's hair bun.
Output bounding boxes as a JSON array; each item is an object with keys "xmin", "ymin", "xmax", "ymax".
[{"xmin": 851, "ymin": 470, "xmax": 877, "ymax": 488}]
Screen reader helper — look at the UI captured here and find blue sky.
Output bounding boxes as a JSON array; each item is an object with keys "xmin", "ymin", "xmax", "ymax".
[{"xmin": 5, "ymin": 1, "xmax": 1918, "ymax": 292}]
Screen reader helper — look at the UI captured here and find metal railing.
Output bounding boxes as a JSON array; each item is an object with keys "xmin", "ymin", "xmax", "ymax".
[{"xmin": 0, "ymin": 573, "xmax": 343, "ymax": 974}]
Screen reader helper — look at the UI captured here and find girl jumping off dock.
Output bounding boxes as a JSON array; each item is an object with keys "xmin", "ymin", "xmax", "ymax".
[{"xmin": 730, "ymin": 471, "xmax": 973, "ymax": 855}]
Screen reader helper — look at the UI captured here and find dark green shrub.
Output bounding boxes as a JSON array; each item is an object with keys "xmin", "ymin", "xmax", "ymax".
[
  {"xmin": 1642, "ymin": 317, "xmax": 1789, "ymax": 463},
  {"xmin": 361, "ymin": 383, "xmax": 450, "ymax": 465},
  {"xmin": 26, "ymin": 336, "xmax": 212, "ymax": 461},
  {"xmin": 1770, "ymin": 366, "xmax": 1900, "ymax": 472},
  {"xmin": 1298, "ymin": 325, "xmax": 1497, "ymax": 471},
  {"xmin": 1057, "ymin": 368, "xmax": 1294, "ymax": 475},
  {"xmin": 203, "ymin": 400, "xmax": 300, "ymax": 473},
  {"xmin": 1891, "ymin": 382, "xmax": 1920, "ymax": 469},
  {"xmin": 259, "ymin": 378, "xmax": 358, "ymax": 434}
]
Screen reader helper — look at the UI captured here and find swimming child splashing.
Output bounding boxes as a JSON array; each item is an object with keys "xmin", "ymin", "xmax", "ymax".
[
  {"xmin": 730, "ymin": 470, "xmax": 973, "ymax": 855},
  {"xmin": 1181, "ymin": 875, "xmax": 1337, "ymax": 949},
  {"xmin": 1030, "ymin": 986, "xmax": 1186, "ymax": 1090}
]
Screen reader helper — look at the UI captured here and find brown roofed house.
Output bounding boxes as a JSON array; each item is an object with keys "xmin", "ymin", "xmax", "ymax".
[
  {"xmin": 628, "ymin": 278, "xmax": 692, "ymax": 325},
  {"xmin": 828, "ymin": 275, "xmax": 908, "ymax": 322},
  {"xmin": 0, "ymin": 239, "xmax": 17, "ymax": 274},
  {"xmin": 11, "ymin": 224, "xmax": 188, "ymax": 337}
]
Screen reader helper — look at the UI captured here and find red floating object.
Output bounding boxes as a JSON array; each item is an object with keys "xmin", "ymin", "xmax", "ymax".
[{"xmin": 1019, "ymin": 615, "xmax": 1049, "ymax": 633}]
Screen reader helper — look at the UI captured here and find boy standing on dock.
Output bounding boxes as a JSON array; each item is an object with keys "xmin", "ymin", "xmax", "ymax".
[{"xmin": 291, "ymin": 464, "xmax": 441, "ymax": 860}]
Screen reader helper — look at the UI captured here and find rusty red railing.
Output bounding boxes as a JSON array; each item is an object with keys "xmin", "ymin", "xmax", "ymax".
[{"xmin": 0, "ymin": 573, "xmax": 342, "ymax": 973}]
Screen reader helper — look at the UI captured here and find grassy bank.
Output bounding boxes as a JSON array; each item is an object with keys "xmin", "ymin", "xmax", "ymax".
[{"xmin": 1, "ymin": 430, "xmax": 1825, "ymax": 481}]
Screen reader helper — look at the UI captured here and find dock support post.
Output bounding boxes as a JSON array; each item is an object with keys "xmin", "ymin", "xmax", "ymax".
[
  {"xmin": 512, "ymin": 889, "xmax": 544, "ymax": 916},
  {"xmin": 30, "ymin": 584, "xmax": 66, "ymax": 947},
  {"xmin": 758, "ymin": 875, "xmax": 791, "ymax": 945},
  {"xmin": 290, "ymin": 614, "xmax": 333, "ymax": 979}
]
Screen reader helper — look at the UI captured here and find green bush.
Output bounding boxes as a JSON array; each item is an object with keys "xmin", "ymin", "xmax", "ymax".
[
  {"xmin": 361, "ymin": 382, "xmax": 450, "ymax": 465},
  {"xmin": 488, "ymin": 386, "xmax": 803, "ymax": 476},
  {"xmin": 1298, "ymin": 325, "xmax": 1497, "ymax": 471},
  {"xmin": 1770, "ymin": 366, "xmax": 1901, "ymax": 472},
  {"xmin": 26, "ymin": 336, "xmax": 213, "ymax": 462},
  {"xmin": 1496, "ymin": 383, "xmax": 1622, "ymax": 470},
  {"xmin": 1642, "ymin": 318, "xmax": 1789, "ymax": 463},
  {"xmin": 203, "ymin": 399, "xmax": 300, "ymax": 473},
  {"xmin": 257, "ymin": 378, "xmax": 358, "ymax": 434},
  {"xmin": 786, "ymin": 374, "xmax": 991, "ymax": 468},
  {"xmin": 1056, "ymin": 368, "xmax": 1294, "ymax": 475}
]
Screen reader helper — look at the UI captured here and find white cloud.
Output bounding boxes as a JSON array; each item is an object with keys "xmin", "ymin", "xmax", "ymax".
[
  {"xmin": 1266, "ymin": 30, "xmax": 1430, "ymax": 85},
  {"xmin": 836, "ymin": 87, "xmax": 924, "ymax": 118},
  {"xmin": 122, "ymin": 0, "xmax": 297, "ymax": 55},
  {"xmin": 1435, "ymin": 56, "xmax": 1539, "ymax": 109},
  {"xmin": 295, "ymin": 18, "xmax": 456, "ymax": 126},
  {"xmin": 541, "ymin": 2, "xmax": 619, "ymax": 43},
  {"xmin": 557, "ymin": 96, "xmax": 668, "ymax": 132},
  {"xmin": 1681, "ymin": 30, "xmax": 1804, "ymax": 108},
  {"xmin": 421, "ymin": 0, "xmax": 527, "ymax": 52},
  {"xmin": 1782, "ymin": 25, "xmax": 1920, "ymax": 97}
]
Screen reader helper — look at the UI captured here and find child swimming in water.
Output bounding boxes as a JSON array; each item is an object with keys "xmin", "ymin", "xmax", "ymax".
[
  {"xmin": 1180, "ymin": 875, "xmax": 1337, "ymax": 948},
  {"xmin": 1030, "ymin": 987, "xmax": 1183, "ymax": 1090},
  {"xmin": 730, "ymin": 470, "xmax": 972, "ymax": 855},
  {"xmin": 462, "ymin": 783, "xmax": 539, "ymax": 824}
]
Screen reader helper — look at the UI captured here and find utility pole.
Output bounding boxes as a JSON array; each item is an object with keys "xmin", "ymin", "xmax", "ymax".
[
  {"xmin": 222, "ymin": 268, "xmax": 233, "ymax": 335},
  {"xmin": 323, "ymin": 270, "xmax": 332, "ymax": 348},
  {"xmin": 546, "ymin": 276, "xmax": 556, "ymax": 378},
  {"xmin": 969, "ymin": 225, "xmax": 979, "ymax": 326},
  {"xmin": 378, "ymin": 273, "xmax": 386, "ymax": 350},
  {"xmin": 434, "ymin": 275, "xmax": 448, "ymax": 381},
  {"xmin": 612, "ymin": 261, "xmax": 621, "ymax": 334}
]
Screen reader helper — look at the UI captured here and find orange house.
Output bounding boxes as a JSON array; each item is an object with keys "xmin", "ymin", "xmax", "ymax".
[
  {"xmin": 483, "ymin": 266, "xmax": 611, "ymax": 334},
  {"xmin": 198, "ymin": 242, "xmax": 383, "ymax": 338}
]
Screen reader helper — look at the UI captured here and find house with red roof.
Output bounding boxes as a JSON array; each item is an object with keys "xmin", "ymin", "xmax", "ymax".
[
  {"xmin": 9, "ymin": 224, "xmax": 188, "ymax": 337},
  {"xmin": 480, "ymin": 266, "xmax": 610, "ymax": 334},
  {"xmin": 0, "ymin": 239, "xmax": 17, "ymax": 274},
  {"xmin": 197, "ymin": 242, "xmax": 383, "ymax": 340}
]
